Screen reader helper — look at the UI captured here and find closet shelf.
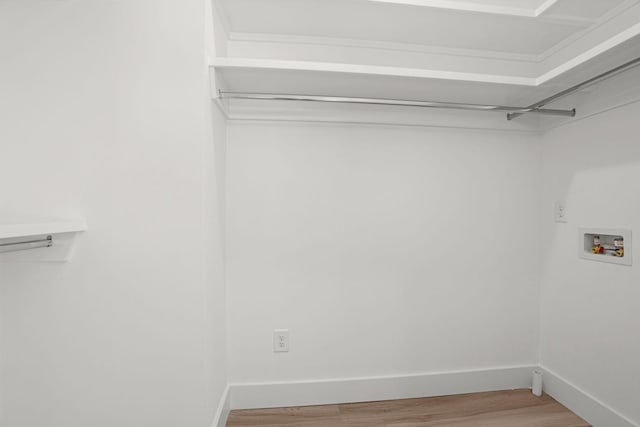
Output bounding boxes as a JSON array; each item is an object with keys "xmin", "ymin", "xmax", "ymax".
[
  {"xmin": 0, "ymin": 220, "xmax": 87, "ymax": 262},
  {"xmin": 0, "ymin": 221, "xmax": 87, "ymax": 240},
  {"xmin": 210, "ymin": 57, "xmax": 544, "ymax": 107},
  {"xmin": 212, "ymin": 58, "xmax": 536, "ymax": 86}
]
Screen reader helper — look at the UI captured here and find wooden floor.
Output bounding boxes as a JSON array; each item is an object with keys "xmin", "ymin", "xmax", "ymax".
[{"xmin": 226, "ymin": 389, "xmax": 590, "ymax": 427}]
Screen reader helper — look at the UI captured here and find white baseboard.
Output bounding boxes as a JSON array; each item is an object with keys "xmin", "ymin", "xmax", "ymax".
[
  {"xmin": 212, "ymin": 385, "xmax": 230, "ymax": 427},
  {"xmin": 540, "ymin": 366, "xmax": 639, "ymax": 427},
  {"xmin": 229, "ymin": 365, "xmax": 536, "ymax": 410}
]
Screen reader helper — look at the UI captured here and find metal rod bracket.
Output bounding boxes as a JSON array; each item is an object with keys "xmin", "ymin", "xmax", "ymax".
[{"xmin": 508, "ymin": 108, "xmax": 576, "ymax": 121}]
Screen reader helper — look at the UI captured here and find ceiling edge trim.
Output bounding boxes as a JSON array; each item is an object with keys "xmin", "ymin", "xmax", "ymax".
[
  {"xmin": 537, "ymin": 21, "xmax": 640, "ymax": 85},
  {"xmin": 537, "ymin": 0, "xmax": 640, "ymax": 62},
  {"xmin": 227, "ymin": 32, "xmax": 540, "ymax": 63},
  {"xmin": 535, "ymin": 0, "xmax": 559, "ymax": 17},
  {"xmin": 360, "ymin": 0, "xmax": 539, "ymax": 17}
]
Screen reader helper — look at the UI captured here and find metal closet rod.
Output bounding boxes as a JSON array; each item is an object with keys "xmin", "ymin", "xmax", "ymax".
[
  {"xmin": 0, "ymin": 235, "xmax": 53, "ymax": 253},
  {"xmin": 508, "ymin": 56, "xmax": 640, "ymax": 120},
  {"xmin": 219, "ymin": 56, "xmax": 640, "ymax": 120},
  {"xmin": 218, "ymin": 91, "xmax": 577, "ymax": 117}
]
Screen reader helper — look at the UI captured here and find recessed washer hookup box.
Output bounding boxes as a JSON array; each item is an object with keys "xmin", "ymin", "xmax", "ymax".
[{"xmin": 579, "ymin": 228, "xmax": 632, "ymax": 266}]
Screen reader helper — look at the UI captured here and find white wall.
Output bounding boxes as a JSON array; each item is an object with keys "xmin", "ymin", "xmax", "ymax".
[
  {"xmin": 207, "ymin": 1, "xmax": 230, "ymax": 423},
  {"xmin": 540, "ymin": 100, "xmax": 640, "ymax": 425},
  {"xmin": 0, "ymin": 1, "xmax": 226, "ymax": 426},
  {"xmin": 2, "ymin": 1, "xmax": 637, "ymax": 424},
  {"xmin": 226, "ymin": 122, "xmax": 541, "ymax": 385},
  {"xmin": 206, "ymin": 97, "xmax": 229, "ymax": 425}
]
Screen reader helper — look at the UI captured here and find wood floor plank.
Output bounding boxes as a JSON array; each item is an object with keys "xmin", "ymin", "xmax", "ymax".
[
  {"xmin": 225, "ymin": 389, "xmax": 590, "ymax": 427},
  {"xmin": 387, "ymin": 404, "xmax": 589, "ymax": 427},
  {"xmin": 226, "ymin": 404, "xmax": 342, "ymax": 426},
  {"xmin": 339, "ymin": 390, "xmax": 549, "ymax": 424}
]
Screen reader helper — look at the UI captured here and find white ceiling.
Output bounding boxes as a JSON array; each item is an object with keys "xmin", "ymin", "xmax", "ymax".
[
  {"xmin": 217, "ymin": 0, "xmax": 632, "ymax": 56},
  {"xmin": 226, "ymin": 3, "xmax": 566, "ymax": 55},
  {"xmin": 451, "ymin": 0, "xmax": 546, "ymax": 7},
  {"xmin": 351, "ymin": 0, "xmax": 563, "ymax": 17}
]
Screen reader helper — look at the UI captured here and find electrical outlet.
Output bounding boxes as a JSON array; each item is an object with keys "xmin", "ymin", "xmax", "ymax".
[
  {"xmin": 555, "ymin": 202, "xmax": 568, "ymax": 223},
  {"xmin": 273, "ymin": 329, "xmax": 289, "ymax": 352}
]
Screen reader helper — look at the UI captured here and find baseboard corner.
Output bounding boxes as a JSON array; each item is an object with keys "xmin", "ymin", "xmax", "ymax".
[
  {"xmin": 540, "ymin": 365, "xmax": 638, "ymax": 427},
  {"xmin": 212, "ymin": 384, "xmax": 231, "ymax": 427}
]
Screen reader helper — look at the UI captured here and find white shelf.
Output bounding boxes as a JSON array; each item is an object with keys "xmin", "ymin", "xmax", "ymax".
[
  {"xmin": 211, "ymin": 52, "xmax": 640, "ymax": 110},
  {"xmin": 212, "ymin": 57, "xmax": 537, "ymax": 86},
  {"xmin": 0, "ymin": 220, "xmax": 87, "ymax": 240},
  {"xmin": 0, "ymin": 220, "xmax": 87, "ymax": 262},
  {"xmin": 211, "ymin": 58, "xmax": 543, "ymax": 106}
]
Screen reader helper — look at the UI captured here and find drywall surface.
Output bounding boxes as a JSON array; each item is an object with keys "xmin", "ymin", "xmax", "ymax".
[
  {"xmin": 540, "ymin": 100, "xmax": 640, "ymax": 425},
  {"xmin": 0, "ymin": 1, "xmax": 226, "ymax": 426},
  {"xmin": 207, "ymin": 98, "xmax": 229, "ymax": 424},
  {"xmin": 226, "ymin": 121, "xmax": 541, "ymax": 385}
]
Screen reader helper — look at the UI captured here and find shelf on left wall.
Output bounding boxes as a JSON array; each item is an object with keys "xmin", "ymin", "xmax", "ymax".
[{"xmin": 0, "ymin": 220, "xmax": 87, "ymax": 262}]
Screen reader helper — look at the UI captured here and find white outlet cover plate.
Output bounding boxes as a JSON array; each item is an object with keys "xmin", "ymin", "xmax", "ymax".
[
  {"xmin": 555, "ymin": 202, "xmax": 568, "ymax": 223},
  {"xmin": 273, "ymin": 329, "xmax": 289, "ymax": 352}
]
